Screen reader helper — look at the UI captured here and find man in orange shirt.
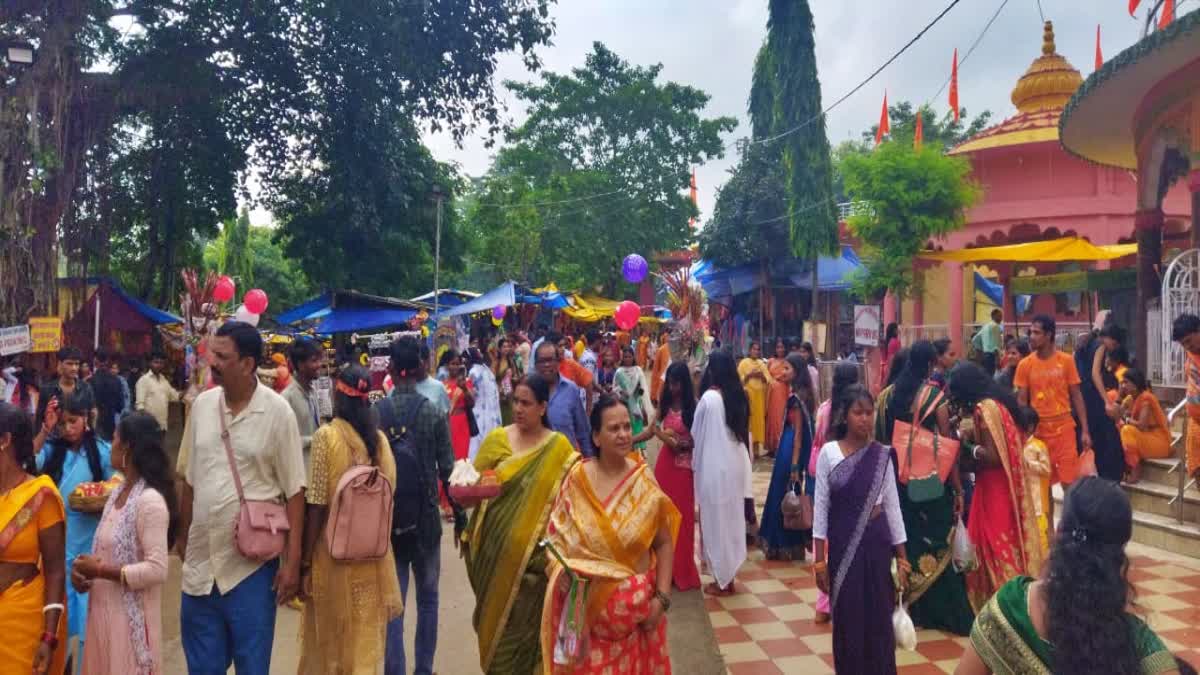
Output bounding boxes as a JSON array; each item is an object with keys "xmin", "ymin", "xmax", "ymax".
[
  {"xmin": 1015, "ymin": 315, "xmax": 1092, "ymax": 519},
  {"xmin": 1172, "ymin": 313, "xmax": 1200, "ymax": 481}
]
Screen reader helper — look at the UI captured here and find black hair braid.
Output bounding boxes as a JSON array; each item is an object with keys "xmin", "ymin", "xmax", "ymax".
[{"xmin": 1045, "ymin": 477, "xmax": 1140, "ymax": 675}]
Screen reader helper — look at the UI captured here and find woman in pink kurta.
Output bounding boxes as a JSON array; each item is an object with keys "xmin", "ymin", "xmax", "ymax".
[{"xmin": 74, "ymin": 412, "xmax": 175, "ymax": 675}]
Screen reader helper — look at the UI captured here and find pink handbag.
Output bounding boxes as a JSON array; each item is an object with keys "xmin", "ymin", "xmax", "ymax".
[{"xmin": 219, "ymin": 403, "xmax": 290, "ymax": 562}]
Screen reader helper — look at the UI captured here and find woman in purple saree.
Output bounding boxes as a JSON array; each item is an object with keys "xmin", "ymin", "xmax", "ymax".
[{"xmin": 813, "ymin": 385, "xmax": 910, "ymax": 674}]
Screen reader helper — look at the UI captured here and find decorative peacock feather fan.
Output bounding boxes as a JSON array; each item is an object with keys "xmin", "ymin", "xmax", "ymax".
[{"xmin": 179, "ymin": 268, "xmax": 219, "ymax": 344}]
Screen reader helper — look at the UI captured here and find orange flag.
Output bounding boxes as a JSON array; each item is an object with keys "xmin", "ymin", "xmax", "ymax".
[
  {"xmin": 1159, "ymin": 0, "xmax": 1174, "ymax": 28},
  {"xmin": 1129, "ymin": 0, "xmax": 1141, "ymax": 16},
  {"xmin": 914, "ymin": 110, "xmax": 924, "ymax": 149},
  {"xmin": 1095, "ymin": 24, "xmax": 1103, "ymax": 70},
  {"xmin": 949, "ymin": 48, "xmax": 960, "ymax": 123},
  {"xmin": 875, "ymin": 91, "xmax": 890, "ymax": 145}
]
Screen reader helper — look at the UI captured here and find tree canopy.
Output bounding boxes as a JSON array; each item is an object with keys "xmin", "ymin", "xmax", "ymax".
[
  {"xmin": 842, "ymin": 141, "xmax": 981, "ymax": 300},
  {"xmin": 203, "ymin": 221, "xmax": 314, "ymax": 312},
  {"xmin": 754, "ymin": 0, "xmax": 838, "ymax": 261},
  {"xmin": 0, "ymin": 0, "xmax": 556, "ymax": 321},
  {"xmin": 465, "ymin": 43, "xmax": 736, "ymax": 292}
]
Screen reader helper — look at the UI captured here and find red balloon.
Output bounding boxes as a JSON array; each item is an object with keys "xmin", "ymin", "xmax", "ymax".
[
  {"xmin": 244, "ymin": 288, "xmax": 269, "ymax": 315},
  {"xmin": 213, "ymin": 275, "xmax": 235, "ymax": 303},
  {"xmin": 614, "ymin": 300, "xmax": 640, "ymax": 331}
]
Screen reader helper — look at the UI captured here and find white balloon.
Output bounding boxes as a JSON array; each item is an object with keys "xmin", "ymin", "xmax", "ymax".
[{"xmin": 233, "ymin": 304, "xmax": 261, "ymax": 327}]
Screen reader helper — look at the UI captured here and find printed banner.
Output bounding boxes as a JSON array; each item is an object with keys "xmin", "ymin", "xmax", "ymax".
[
  {"xmin": 0, "ymin": 324, "xmax": 31, "ymax": 356},
  {"xmin": 28, "ymin": 317, "xmax": 63, "ymax": 353}
]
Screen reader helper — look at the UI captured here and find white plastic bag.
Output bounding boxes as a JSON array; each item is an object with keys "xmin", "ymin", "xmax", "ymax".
[
  {"xmin": 448, "ymin": 459, "xmax": 480, "ymax": 487},
  {"xmin": 892, "ymin": 603, "xmax": 918, "ymax": 651},
  {"xmin": 951, "ymin": 517, "xmax": 977, "ymax": 572}
]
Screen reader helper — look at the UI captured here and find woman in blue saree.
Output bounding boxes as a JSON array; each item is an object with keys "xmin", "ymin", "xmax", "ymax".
[{"xmin": 759, "ymin": 353, "xmax": 815, "ymax": 560}]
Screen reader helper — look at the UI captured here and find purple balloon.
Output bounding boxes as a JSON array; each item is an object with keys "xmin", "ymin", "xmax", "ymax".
[
  {"xmin": 622, "ymin": 254, "xmax": 648, "ymax": 284},
  {"xmin": 492, "ymin": 305, "xmax": 507, "ymax": 320}
]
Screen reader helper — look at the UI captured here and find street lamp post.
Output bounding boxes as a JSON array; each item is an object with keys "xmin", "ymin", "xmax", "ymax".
[{"xmin": 431, "ymin": 184, "xmax": 445, "ymax": 320}]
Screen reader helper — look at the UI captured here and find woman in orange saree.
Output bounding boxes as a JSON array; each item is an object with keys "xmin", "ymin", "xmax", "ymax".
[
  {"xmin": 765, "ymin": 338, "xmax": 791, "ymax": 453},
  {"xmin": 0, "ymin": 402, "xmax": 68, "ymax": 675},
  {"xmin": 541, "ymin": 396, "xmax": 680, "ymax": 675},
  {"xmin": 946, "ymin": 363, "xmax": 1044, "ymax": 612}
]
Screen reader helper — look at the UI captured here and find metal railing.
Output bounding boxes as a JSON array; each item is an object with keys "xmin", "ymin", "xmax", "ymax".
[
  {"xmin": 837, "ymin": 201, "xmax": 871, "ymax": 221},
  {"xmin": 1167, "ymin": 399, "xmax": 1192, "ymax": 523}
]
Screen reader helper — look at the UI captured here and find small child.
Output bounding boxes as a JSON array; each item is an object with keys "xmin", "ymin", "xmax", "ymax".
[{"xmin": 1020, "ymin": 406, "xmax": 1052, "ymax": 557}]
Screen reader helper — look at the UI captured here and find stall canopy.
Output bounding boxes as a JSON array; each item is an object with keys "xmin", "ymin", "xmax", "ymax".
[
  {"xmin": 693, "ymin": 246, "xmax": 864, "ymax": 301},
  {"xmin": 63, "ymin": 278, "xmax": 182, "ymax": 356},
  {"xmin": 918, "ymin": 236, "xmax": 1137, "ymax": 263},
  {"xmin": 974, "ymin": 272, "xmax": 1004, "ymax": 306},
  {"xmin": 408, "ymin": 289, "xmax": 480, "ymax": 308},
  {"xmin": 434, "ymin": 281, "xmax": 518, "ymax": 319},
  {"xmin": 276, "ymin": 290, "xmax": 427, "ymax": 334}
]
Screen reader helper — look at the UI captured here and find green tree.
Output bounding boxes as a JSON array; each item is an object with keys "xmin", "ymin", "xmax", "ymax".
[
  {"xmin": 697, "ymin": 142, "xmax": 788, "ymax": 268},
  {"xmin": 755, "ymin": 0, "xmax": 839, "ymax": 273},
  {"xmin": 209, "ymin": 208, "xmax": 255, "ymax": 286},
  {"xmin": 203, "ymin": 225, "xmax": 313, "ymax": 311},
  {"xmin": 0, "ymin": 0, "xmax": 555, "ymax": 322},
  {"xmin": 841, "ymin": 141, "xmax": 982, "ymax": 300},
  {"xmin": 467, "ymin": 43, "xmax": 737, "ymax": 292}
]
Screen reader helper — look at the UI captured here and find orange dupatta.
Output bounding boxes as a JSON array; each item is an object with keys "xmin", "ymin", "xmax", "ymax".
[{"xmin": 539, "ymin": 461, "xmax": 680, "ymax": 667}]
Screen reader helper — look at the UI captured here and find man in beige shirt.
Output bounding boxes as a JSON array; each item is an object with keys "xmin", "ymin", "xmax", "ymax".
[
  {"xmin": 135, "ymin": 351, "xmax": 179, "ymax": 431},
  {"xmin": 176, "ymin": 321, "xmax": 306, "ymax": 675}
]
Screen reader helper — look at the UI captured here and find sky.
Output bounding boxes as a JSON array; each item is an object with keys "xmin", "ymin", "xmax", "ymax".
[{"xmin": 416, "ymin": 0, "xmax": 1161, "ymax": 230}]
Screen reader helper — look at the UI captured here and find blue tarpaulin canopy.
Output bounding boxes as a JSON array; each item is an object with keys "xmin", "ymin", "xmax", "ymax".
[
  {"xmin": 692, "ymin": 246, "xmax": 864, "ymax": 300},
  {"xmin": 276, "ymin": 290, "xmax": 428, "ymax": 334},
  {"xmin": 974, "ymin": 272, "xmax": 1004, "ymax": 307}
]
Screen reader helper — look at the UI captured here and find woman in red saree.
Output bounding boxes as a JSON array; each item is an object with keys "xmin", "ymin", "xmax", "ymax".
[
  {"xmin": 650, "ymin": 363, "xmax": 700, "ymax": 590},
  {"xmin": 541, "ymin": 396, "xmax": 680, "ymax": 674},
  {"xmin": 947, "ymin": 363, "xmax": 1045, "ymax": 611},
  {"xmin": 441, "ymin": 350, "xmax": 476, "ymax": 461},
  {"xmin": 0, "ymin": 402, "xmax": 68, "ymax": 675}
]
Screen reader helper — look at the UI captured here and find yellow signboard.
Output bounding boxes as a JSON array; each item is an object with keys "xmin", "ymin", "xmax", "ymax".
[{"xmin": 28, "ymin": 317, "xmax": 63, "ymax": 353}]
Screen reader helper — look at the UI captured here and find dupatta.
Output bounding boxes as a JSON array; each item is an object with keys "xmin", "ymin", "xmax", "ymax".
[
  {"xmin": 539, "ymin": 461, "xmax": 680, "ymax": 672},
  {"xmin": 967, "ymin": 399, "xmax": 1044, "ymax": 611}
]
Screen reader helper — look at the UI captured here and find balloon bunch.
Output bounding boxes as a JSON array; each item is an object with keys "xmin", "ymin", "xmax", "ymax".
[{"xmin": 212, "ymin": 275, "xmax": 270, "ymax": 326}]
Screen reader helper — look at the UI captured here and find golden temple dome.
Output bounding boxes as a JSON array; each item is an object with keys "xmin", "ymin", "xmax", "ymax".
[
  {"xmin": 1010, "ymin": 21, "xmax": 1084, "ymax": 113},
  {"xmin": 950, "ymin": 20, "xmax": 1083, "ymax": 155}
]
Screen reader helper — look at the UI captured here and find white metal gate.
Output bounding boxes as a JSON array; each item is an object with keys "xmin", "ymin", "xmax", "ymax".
[{"xmin": 1159, "ymin": 249, "xmax": 1200, "ymax": 388}]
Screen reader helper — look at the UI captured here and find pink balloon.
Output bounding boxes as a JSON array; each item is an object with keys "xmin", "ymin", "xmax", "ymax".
[
  {"xmin": 213, "ymin": 275, "xmax": 235, "ymax": 303},
  {"xmin": 614, "ymin": 300, "xmax": 640, "ymax": 331},
  {"xmin": 244, "ymin": 288, "xmax": 269, "ymax": 315}
]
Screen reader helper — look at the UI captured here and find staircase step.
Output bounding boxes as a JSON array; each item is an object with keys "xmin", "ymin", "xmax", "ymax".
[
  {"xmin": 1122, "ymin": 479, "xmax": 1200, "ymax": 521},
  {"xmin": 1139, "ymin": 457, "xmax": 1185, "ymax": 486},
  {"xmin": 1053, "ymin": 490, "xmax": 1200, "ymax": 559}
]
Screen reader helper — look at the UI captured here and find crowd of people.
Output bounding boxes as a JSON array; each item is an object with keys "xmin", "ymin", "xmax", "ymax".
[{"xmin": 2, "ymin": 309, "xmax": 1200, "ymax": 674}]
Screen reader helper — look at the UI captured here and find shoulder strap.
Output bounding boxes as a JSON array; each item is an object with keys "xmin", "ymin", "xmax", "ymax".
[
  {"xmin": 217, "ymin": 400, "xmax": 246, "ymax": 506},
  {"xmin": 400, "ymin": 396, "xmax": 426, "ymax": 431}
]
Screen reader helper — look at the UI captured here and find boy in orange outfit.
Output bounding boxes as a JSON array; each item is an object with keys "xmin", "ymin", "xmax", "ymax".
[
  {"xmin": 1015, "ymin": 315, "xmax": 1092, "ymax": 521},
  {"xmin": 1172, "ymin": 314, "xmax": 1200, "ymax": 482}
]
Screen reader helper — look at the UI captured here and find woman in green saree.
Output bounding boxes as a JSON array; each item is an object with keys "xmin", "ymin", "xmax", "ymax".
[
  {"xmin": 875, "ymin": 340, "xmax": 974, "ymax": 636},
  {"xmin": 957, "ymin": 477, "xmax": 1180, "ymax": 675},
  {"xmin": 463, "ymin": 373, "xmax": 580, "ymax": 674}
]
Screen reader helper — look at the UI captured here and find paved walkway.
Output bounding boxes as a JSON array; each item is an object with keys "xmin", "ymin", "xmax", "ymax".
[{"xmin": 706, "ymin": 461, "xmax": 1200, "ymax": 674}]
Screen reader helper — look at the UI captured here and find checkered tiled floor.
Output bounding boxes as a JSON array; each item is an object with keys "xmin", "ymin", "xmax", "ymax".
[{"xmin": 698, "ymin": 460, "xmax": 1200, "ymax": 674}]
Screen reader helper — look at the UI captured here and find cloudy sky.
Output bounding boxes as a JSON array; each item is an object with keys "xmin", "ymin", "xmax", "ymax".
[{"xmin": 420, "ymin": 0, "xmax": 1160, "ymax": 226}]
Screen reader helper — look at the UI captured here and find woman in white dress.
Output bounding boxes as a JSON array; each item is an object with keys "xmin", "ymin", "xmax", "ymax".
[
  {"xmin": 467, "ymin": 347, "xmax": 503, "ymax": 461},
  {"xmin": 691, "ymin": 350, "xmax": 752, "ymax": 596}
]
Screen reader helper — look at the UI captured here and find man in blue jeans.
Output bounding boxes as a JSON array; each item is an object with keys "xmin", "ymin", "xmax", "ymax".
[
  {"xmin": 379, "ymin": 337, "xmax": 462, "ymax": 675},
  {"xmin": 176, "ymin": 321, "xmax": 307, "ymax": 675}
]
